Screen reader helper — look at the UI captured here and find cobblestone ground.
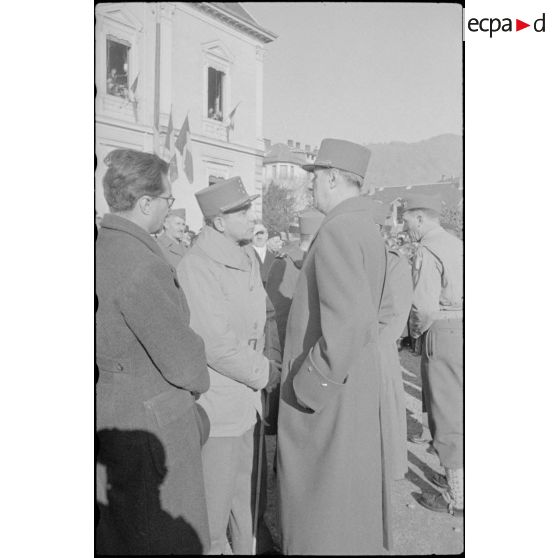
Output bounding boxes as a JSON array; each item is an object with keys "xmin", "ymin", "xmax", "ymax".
[{"xmin": 262, "ymin": 347, "xmax": 464, "ymax": 555}]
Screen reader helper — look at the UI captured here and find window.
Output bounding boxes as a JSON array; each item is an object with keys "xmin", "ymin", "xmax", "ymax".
[
  {"xmin": 272, "ymin": 166, "xmax": 277, "ymax": 180},
  {"xmin": 290, "ymin": 165, "xmax": 294, "ymax": 178},
  {"xmin": 207, "ymin": 67, "xmax": 224, "ymax": 121},
  {"xmin": 279, "ymin": 165, "xmax": 288, "ymax": 179},
  {"xmin": 106, "ymin": 37, "xmax": 130, "ymax": 98}
]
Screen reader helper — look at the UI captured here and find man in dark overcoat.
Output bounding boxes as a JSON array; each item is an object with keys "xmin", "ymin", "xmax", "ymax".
[
  {"xmin": 96, "ymin": 149, "xmax": 211, "ymax": 554},
  {"xmin": 277, "ymin": 138, "xmax": 392, "ymax": 555}
]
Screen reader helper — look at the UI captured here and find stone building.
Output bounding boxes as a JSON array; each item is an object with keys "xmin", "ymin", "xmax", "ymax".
[{"xmin": 95, "ymin": 2, "xmax": 276, "ymax": 230}]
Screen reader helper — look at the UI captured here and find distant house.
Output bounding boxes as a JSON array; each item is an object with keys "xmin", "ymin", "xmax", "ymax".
[{"xmin": 95, "ymin": 2, "xmax": 277, "ymax": 229}]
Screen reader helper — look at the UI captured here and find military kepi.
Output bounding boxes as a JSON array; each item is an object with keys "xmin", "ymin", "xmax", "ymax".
[
  {"xmin": 168, "ymin": 208, "xmax": 186, "ymax": 219},
  {"xmin": 302, "ymin": 138, "xmax": 371, "ymax": 179},
  {"xmin": 195, "ymin": 176, "xmax": 259, "ymax": 218},
  {"xmin": 298, "ymin": 209, "xmax": 324, "ymax": 236},
  {"xmin": 403, "ymin": 195, "xmax": 442, "ymax": 214}
]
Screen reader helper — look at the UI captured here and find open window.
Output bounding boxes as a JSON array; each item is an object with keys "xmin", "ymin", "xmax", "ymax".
[
  {"xmin": 207, "ymin": 67, "xmax": 224, "ymax": 121},
  {"xmin": 106, "ymin": 36, "xmax": 130, "ymax": 99}
]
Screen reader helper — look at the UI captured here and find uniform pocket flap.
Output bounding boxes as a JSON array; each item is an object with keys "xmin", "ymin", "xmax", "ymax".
[{"xmin": 143, "ymin": 389, "xmax": 194, "ymax": 429}]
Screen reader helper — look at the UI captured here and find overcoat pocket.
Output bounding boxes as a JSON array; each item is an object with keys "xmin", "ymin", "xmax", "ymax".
[{"xmin": 143, "ymin": 389, "xmax": 196, "ymax": 477}]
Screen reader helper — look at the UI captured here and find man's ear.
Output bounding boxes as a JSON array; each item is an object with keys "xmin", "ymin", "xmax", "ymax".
[
  {"xmin": 137, "ymin": 196, "xmax": 152, "ymax": 215},
  {"xmin": 213, "ymin": 215, "xmax": 226, "ymax": 232},
  {"xmin": 329, "ymin": 168, "xmax": 338, "ymax": 189}
]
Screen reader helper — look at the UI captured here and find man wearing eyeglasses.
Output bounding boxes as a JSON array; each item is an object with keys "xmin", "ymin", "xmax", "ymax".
[{"xmin": 96, "ymin": 149, "xmax": 211, "ymax": 554}]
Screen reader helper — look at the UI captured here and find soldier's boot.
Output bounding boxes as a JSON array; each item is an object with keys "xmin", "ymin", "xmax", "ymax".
[
  {"xmin": 445, "ymin": 467, "xmax": 464, "ymax": 512},
  {"xmin": 417, "ymin": 467, "xmax": 463, "ymax": 516}
]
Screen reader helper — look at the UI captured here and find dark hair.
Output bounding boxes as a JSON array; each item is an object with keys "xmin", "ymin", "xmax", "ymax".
[{"xmin": 102, "ymin": 149, "xmax": 169, "ymax": 212}]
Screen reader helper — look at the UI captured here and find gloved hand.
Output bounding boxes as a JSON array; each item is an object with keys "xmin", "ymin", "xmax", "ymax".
[{"xmin": 264, "ymin": 360, "xmax": 282, "ymax": 393}]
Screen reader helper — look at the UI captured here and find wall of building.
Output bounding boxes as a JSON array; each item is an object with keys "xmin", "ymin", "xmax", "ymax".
[{"xmin": 95, "ymin": 2, "xmax": 271, "ymax": 231}]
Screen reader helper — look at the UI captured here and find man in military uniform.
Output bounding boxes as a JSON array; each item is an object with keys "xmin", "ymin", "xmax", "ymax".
[
  {"xmin": 157, "ymin": 207, "xmax": 189, "ymax": 267},
  {"xmin": 402, "ymin": 195, "xmax": 463, "ymax": 516},
  {"xmin": 266, "ymin": 209, "xmax": 324, "ymax": 351},
  {"xmin": 176, "ymin": 177, "xmax": 281, "ymax": 555},
  {"xmin": 277, "ymin": 139, "xmax": 391, "ymax": 555}
]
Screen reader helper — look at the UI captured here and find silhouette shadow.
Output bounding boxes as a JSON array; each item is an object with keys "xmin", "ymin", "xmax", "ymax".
[
  {"xmin": 407, "ymin": 449, "xmax": 441, "ymax": 484},
  {"xmin": 96, "ymin": 428, "xmax": 203, "ymax": 555}
]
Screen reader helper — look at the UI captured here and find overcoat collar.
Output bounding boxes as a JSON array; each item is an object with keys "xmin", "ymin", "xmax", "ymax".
[
  {"xmin": 322, "ymin": 195, "xmax": 376, "ymax": 226},
  {"xmin": 159, "ymin": 232, "xmax": 184, "ymax": 255},
  {"xmin": 101, "ymin": 214, "xmax": 167, "ymax": 260},
  {"xmin": 419, "ymin": 225, "xmax": 445, "ymax": 245},
  {"xmin": 195, "ymin": 225, "xmax": 252, "ymax": 271},
  {"xmin": 307, "ymin": 196, "xmax": 376, "ymax": 252}
]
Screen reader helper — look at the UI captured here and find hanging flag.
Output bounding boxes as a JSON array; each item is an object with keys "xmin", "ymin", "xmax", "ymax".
[
  {"xmin": 175, "ymin": 114, "xmax": 194, "ymax": 184},
  {"xmin": 128, "ymin": 73, "xmax": 139, "ymax": 122},
  {"xmin": 169, "ymin": 153, "xmax": 178, "ymax": 184},
  {"xmin": 227, "ymin": 102, "xmax": 241, "ymax": 131},
  {"xmin": 164, "ymin": 109, "xmax": 174, "ymax": 160}
]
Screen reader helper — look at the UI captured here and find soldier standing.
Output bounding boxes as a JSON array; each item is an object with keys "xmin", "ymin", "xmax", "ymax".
[
  {"xmin": 176, "ymin": 177, "xmax": 281, "ymax": 554},
  {"xmin": 402, "ymin": 195, "xmax": 463, "ymax": 516}
]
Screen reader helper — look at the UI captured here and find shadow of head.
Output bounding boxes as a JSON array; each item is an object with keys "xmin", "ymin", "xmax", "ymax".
[{"xmin": 96, "ymin": 428, "xmax": 204, "ymax": 555}]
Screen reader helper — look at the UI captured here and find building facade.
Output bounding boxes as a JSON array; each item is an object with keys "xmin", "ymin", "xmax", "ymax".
[{"xmin": 95, "ymin": 2, "xmax": 276, "ymax": 230}]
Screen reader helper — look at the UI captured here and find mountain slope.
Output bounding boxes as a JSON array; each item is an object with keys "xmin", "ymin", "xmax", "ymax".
[{"xmin": 363, "ymin": 133, "xmax": 463, "ymax": 190}]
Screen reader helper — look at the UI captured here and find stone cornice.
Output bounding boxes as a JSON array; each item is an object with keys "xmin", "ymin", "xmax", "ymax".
[{"xmin": 192, "ymin": 3, "xmax": 277, "ymax": 43}]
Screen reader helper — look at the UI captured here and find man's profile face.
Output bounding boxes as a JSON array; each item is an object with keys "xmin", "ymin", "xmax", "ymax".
[
  {"xmin": 151, "ymin": 174, "xmax": 172, "ymax": 234},
  {"xmin": 221, "ymin": 205, "xmax": 256, "ymax": 244},
  {"xmin": 402, "ymin": 210, "xmax": 422, "ymax": 241},
  {"xmin": 310, "ymin": 169, "xmax": 331, "ymax": 214},
  {"xmin": 166, "ymin": 215, "xmax": 186, "ymax": 241},
  {"xmin": 252, "ymin": 226, "xmax": 268, "ymax": 247}
]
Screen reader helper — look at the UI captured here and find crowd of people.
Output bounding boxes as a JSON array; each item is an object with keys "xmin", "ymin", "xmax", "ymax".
[{"xmin": 95, "ymin": 139, "xmax": 463, "ymax": 555}]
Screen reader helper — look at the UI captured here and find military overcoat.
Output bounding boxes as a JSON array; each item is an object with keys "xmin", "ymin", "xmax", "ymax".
[
  {"xmin": 277, "ymin": 196, "xmax": 392, "ymax": 555},
  {"xmin": 95, "ymin": 214, "xmax": 210, "ymax": 554},
  {"xmin": 378, "ymin": 249, "xmax": 413, "ymax": 480}
]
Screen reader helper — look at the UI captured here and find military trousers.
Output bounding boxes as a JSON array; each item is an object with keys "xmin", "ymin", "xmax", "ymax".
[{"xmin": 421, "ymin": 319, "xmax": 463, "ymax": 469}]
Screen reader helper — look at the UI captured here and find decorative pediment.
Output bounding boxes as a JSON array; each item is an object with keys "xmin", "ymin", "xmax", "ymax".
[
  {"xmin": 96, "ymin": 5, "xmax": 143, "ymax": 32},
  {"xmin": 201, "ymin": 40, "xmax": 235, "ymax": 64}
]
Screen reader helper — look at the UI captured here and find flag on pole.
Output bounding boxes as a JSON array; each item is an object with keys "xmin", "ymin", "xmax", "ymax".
[
  {"xmin": 175, "ymin": 114, "xmax": 194, "ymax": 184},
  {"xmin": 227, "ymin": 102, "xmax": 241, "ymax": 131},
  {"xmin": 128, "ymin": 73, "xmax": 139, "ymax": 122},
  {"xmin": 169, "ymin": 153, "xmax": 178, "ymax": 184},
  {"xmin": 164, "ymin": 110, "xmax": 178, "ymax": 183}
]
